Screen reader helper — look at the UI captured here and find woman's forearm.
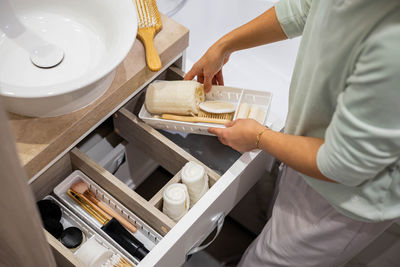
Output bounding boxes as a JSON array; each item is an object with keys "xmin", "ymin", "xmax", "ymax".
[
  {"xmin": 258, "ymin": 128, "xmax": 337, "ymax": 183},
  {"xmin": 216, "ymin": 7, "xmax": 287, "ymax": 55}
]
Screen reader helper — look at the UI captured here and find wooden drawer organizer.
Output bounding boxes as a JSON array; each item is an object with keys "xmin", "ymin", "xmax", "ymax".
[{"xmin": 29, "ymin": 67, "xmax": 223, "ymax": 266}]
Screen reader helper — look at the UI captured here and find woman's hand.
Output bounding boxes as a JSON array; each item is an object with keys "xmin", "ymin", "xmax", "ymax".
[
  {"xmin": 208, "ymin": 119, "xmax": 267, "ymax": 152},
  {"xmin": 184, "ymin": 42, "xmax": 230, "ymax": 92}
]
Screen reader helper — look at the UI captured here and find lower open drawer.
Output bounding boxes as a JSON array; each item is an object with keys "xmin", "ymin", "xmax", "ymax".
[
  {"xmin": 29, "ymin": 67, "xmax": 277, "ymax": 266},
  {"xmin": 31, "ymin": 140, "xmax": 273, "ymax": 266}
]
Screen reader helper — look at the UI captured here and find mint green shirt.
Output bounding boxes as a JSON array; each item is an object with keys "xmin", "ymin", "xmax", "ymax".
[{"xmin": 275, "ymin": 0, "xmax": 400, "ymax": 222}]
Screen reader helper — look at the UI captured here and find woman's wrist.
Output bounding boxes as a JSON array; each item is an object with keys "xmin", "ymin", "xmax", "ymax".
[
  {"xmin": 216, "ymin": 34, "xmax": 235, "ymax": 56},
  {"xmin": 253, "ymin": 124, "xmax": 269, "ymax": 149}
]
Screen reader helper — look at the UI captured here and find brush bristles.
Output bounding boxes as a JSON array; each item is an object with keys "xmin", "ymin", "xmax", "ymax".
[
  {"xmin": 198, "ymin": 110, "xmax": 234, "ymax": 121},
  {"xmin": 114, "ymin": 256, "xmax": 134, "ymax": 267},
  {"xmin": 151, "ymin": 0, "xmax": 161, "ymax": 27},
  {"xmin": 70, "ymin": 181, "xmax": 89, "ymax": 194},
  {"xmin": 135, "ymin": 0, "xmax": 161, "ymax": 28}
]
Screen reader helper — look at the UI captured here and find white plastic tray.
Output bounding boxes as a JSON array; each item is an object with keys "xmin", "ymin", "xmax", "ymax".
[
  {"xmin": 139, "ymin": 84, "xmax": 272, "ymax": 136},
  {"xmin": 53, "ymin": 170, "xmax": 162, "ymax": 264},
  {"xmin": 43, "ymin": 196, "xmax": 136, "ymax": 266}
]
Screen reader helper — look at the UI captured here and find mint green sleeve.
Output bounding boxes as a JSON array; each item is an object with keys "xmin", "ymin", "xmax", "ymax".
[
  {"xmin": 274, "ymin": 0, "xmax": 313, "ymax": 38},
  {"xmin": 316, "ymin": 28, "xmax": 400, "ymax": 187}
]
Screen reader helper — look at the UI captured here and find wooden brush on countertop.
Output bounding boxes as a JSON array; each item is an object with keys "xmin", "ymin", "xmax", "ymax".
[
  {"xmin": 135, "ymin": 0, "xmax": 162, "ymax": 71},
  {"xmin": 71, "ymin": 181, "xmax": 137, "ymax": 233}
]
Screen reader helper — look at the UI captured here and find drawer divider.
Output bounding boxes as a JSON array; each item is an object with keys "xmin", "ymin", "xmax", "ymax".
[
  {"xmin": 114, "ymin": 107, "xmax": 220, "ymax": 185},
  {"xmin": 70, "ymin": 148, "xmax": 175, "ymax": 236},
  {"xmin": 149, "ymin": 171, "xmax": 182, "ymax": 209}
]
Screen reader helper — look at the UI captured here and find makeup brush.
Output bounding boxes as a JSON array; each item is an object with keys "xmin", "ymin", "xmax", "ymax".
[
  {"xmin": 115, "ymin": 257, "xmax": 134, "ymax": 267},
  {"xmin": 67, "ymin": 189, "xmax": 111, "ymax": 224},
  {"xmin": 71, "ymin": 181, "xmax": 137, "ymax": 233}
]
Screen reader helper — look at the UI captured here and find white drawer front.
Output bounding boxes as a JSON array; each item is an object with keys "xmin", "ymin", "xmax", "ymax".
[{"xmin": 139, "ymin": 150, "xmax": 273, "ymax": 266}]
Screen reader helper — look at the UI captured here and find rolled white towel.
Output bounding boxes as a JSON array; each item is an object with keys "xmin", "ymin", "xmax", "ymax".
[
  {"xmin": 181, "ymin": 161, "xmax": 209, "ymax": 208},
  {"xmin": 163, "ymin": 183, "xmax": 190, "ymax": 222}
]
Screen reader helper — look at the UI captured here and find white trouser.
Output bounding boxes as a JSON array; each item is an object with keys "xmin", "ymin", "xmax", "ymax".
[{"xmin": 238, "ymin": 166, "xmax": 394, "ymax": 267}]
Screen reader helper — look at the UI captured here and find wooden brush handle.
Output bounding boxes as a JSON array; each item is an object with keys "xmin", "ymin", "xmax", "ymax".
[
  {"xmin": 79, "ymin": 193, "xmax": 112, "ymax": 221},
  {"xmin": 161, "ymin": 114, "xmax": 230, "ymax": 125},
  {"xmin": 67, "ymin": 190, "xmax": 111, "ymax": 224},
  {"xmin": 85, "ymin": 192, "xmax": 137, "ymax": 233},
  {"xmin": 137, "ymin": 28, "xmax": 162, "ymax": 72}
]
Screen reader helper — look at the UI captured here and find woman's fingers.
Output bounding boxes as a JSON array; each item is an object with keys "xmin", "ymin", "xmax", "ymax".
[
  {"xmin": 203, "ymin": 74, "xmax": 213, "ymax": 92},
  {"xmin": 184, "ymin": 67, "xmax": 197, "ymax": 81},
  {"xmin": 225, "ymin": 120, "xmax": 238, "ymax": 128},
  {"xmin": 215, "ymin": 70, "xmax": 224, "ymax": 86},
  {"xmin": 212, "ymin": 76, "xmax": 217, "ymax": 85},
  {"xmin": 184, "ymin": 43, "xmax": 228, "ymax": 91},
  {"xmin": 218, "ymin": 136, "xmax": 228, "ymax": 145},
  {"xmin": 186, "ymin": 72, "xmax": 220, "ymax": 93},
  {"xmin": 212, "ymin": 70, "xmax": 224, "ymax": 86},
  {"xmin": 208, "ymin": 127, "xmax": 229, "ymax": 145},
  {"xmin": 208, "ymin": 127, "xmax": 222, "ymax": 135},
  {"xmin": 196, "ymin": 73, "xmax": 204, "ymax": 84}
]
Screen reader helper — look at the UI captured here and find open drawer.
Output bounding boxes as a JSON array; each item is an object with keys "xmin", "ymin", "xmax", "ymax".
[
  {"xmin": 112, "ymin": 68, "xmax": 277, "ymax": 266},
  {"xmin": 29, "ymin": 67, "xmax": 277, "ymax": 266}
]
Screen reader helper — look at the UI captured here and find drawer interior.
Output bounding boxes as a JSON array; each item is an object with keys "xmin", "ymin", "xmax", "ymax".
[
  {"xmin": 158, "ymin": 130, "xmax": 242, "ymax": 175},
  {"xmin": 114, "ymin": 67, "xmax": 242, "ymax": 175},
  {"xmin": 28, "ymin": 67, "xmax": 245, "ymax": 266},
  {"xmin": 29, "ymin": 130, "xmax": 221, "ymax": 265}
]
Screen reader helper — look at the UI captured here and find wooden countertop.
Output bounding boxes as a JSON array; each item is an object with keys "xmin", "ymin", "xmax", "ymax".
[{"xmin": 8, "ymin": 15, "xmax": 189, "ymax": 179}]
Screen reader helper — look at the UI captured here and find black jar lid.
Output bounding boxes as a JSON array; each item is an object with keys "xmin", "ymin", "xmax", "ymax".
[
  {"xmin": 37, "ymin": 199, "xmax": 62, "ymax": 222},
  {"xmin": 60, "ymin": 227, "xmax": 84, "ymax": 249},
  {"xmin": 43, "ymin": 218, "xmax": 63, "ymax": 239}
]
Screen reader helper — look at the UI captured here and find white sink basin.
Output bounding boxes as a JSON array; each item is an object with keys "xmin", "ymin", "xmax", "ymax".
[{"xmin": 0, "ymin": 0, "xmax": 137, "ymax": 117}]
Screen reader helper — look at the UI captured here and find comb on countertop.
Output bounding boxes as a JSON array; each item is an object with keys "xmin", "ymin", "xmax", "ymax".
[{"xmin": 135, "ymin": 0, "xmax": 162, "ymax": 71}]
